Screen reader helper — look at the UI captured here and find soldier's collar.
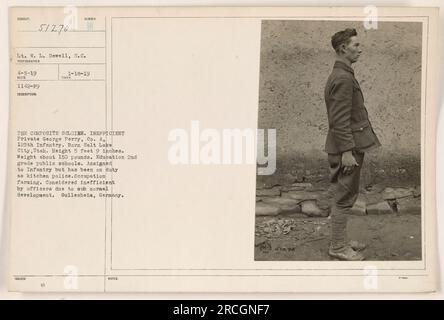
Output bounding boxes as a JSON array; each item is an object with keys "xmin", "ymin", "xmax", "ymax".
[{"xmin": 333, "ymin": 60, "xmax": 355, "ymax": 75}]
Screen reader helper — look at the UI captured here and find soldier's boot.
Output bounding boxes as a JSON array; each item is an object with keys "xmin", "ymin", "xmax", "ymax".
[
  {"xmin": 349, "ymin": 240, "xmax": 367, "ymax": 251},
  {"xmin": 328, "ymin": 245, "xmax": 365, "ymax": 261}
]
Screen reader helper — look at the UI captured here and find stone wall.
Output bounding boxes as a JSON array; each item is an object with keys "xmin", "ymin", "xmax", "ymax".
[{"xmin": 257, "ymin": 20, "xmax": 422, "ymax": 187}]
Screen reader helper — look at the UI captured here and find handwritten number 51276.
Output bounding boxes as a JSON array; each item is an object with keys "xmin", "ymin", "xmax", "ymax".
[{"xmin": 38, "ymin": 24, "xmax": 70, "ymax": 35}]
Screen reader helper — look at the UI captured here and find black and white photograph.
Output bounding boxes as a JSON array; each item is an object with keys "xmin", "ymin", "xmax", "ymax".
[
  {"xmin": 2, "ymin": 5, "xmax": 440, "ymax": 295},
  {"xmin": 255, "ymin": 20, "xmax": 423, "ymax": 261}
]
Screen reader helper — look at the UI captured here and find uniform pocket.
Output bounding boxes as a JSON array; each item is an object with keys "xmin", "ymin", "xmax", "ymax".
[
  {"xmin": 350, "ymin": 119, "xmax": 370, "ymax": 132},
  {"xmin": 350, "ymin": 119, "xmax": 376, "ymax": 148}
]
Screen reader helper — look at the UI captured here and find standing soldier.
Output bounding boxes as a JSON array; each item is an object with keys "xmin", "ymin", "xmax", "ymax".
[{"xmin": 324, "ymin": 28, "xmax": 381, "ymax": 260}]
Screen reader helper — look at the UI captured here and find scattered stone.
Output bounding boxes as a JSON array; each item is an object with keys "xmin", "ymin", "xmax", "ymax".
[
  {"xmin": 256, "ymin": 173, "xmax": 298, "ymax": 189},
  {"xmin": 382, "ymin": 187, "xmax": 413, "ymax": 200},
  {"xmin": 310, "ymin": 187, "xmax": 327, "ymax": 192},
  {"xmin": 281, "ymin": 182, "xmax": 313, "ymax": 192},
  {"xmin": 256, "ymin": 218, "xmax": 300, "ymax": 238},
  {"xmin": 396, "ymin": 168, "xmax": 407, "ymax": 174},
  {"xmin": 282, "ymin": 190, "xmax": 319, "ymax": 201},
  {"xmin": 257, "ymin": 240, "xmax": 272, "ymax": 251},
  {"xmin": 397, "ymin": 196, "xmax": 421, "ymax": 215},
  {"xmin": 386, "ymin": 199, "xmax": 398, "ymax": 213},
  {"xmin": 350, "ymin": 195, "xmax": 367, "ymax": 216},
  {"xmin": 366, "ymin": 201, "xmax": 394, "ymax": 215},
  {"xmin": 412, "ymin": 186, "xmax": 421, "ymax": 198},
  {"xmin": 255, "ymin": 236, "xmax": 267, "ymax": 246},
  {"xmin": 256, "ymin": 186, "xmax": 281, "ymax": 197},
  {"xmin": 256, "ymin": 182, "xmax": 419, "ymax": 218},
  {"xmin": 282, "ymin": 225, "xmax": 292, "ymax": 234},
  {"xmin": 317, "ymin": 197, "xmax": 332, "ymax": 211},
  {"xmin": 362, "ymin": 184, "xmax": 385, "ymax": 204},
  {"xmin": 281, "ymin": 186, "xmax": 301, "ymax": 192},
  {"xmin": 262, "ymin": 197, "xmax": 301, "ymax": 213},
  {"xmin": 281, "ymin": 185, "xmax": 303, "ymax": 192},
  {"xmin": 381, "ymin": 187, "xmax": 397, "ymax": 200},
  {"xmin": 291, "ymin": 182, "xmax": 313, "ymax": 189},
  {"xmin": 300, "ymin": 200, "xmax": 328, "ymax": 217},
  {"xmin": 255, "ymin": 203, "xmax": 281, "ymax": 216},
  {"xmin": 364, "ymin": 184, "xmax": 385, "ymax": 193}
]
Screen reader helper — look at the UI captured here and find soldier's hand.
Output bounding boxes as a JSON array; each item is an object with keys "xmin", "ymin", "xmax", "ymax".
[{"xmin": 341, "ymin": 151, "xmax": 359, "ymax": 175}]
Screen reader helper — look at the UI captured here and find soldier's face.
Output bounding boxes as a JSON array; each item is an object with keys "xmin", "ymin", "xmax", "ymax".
[{"xmin": 342, "ymin": 36, "xmax": 362, "ymax": 63}]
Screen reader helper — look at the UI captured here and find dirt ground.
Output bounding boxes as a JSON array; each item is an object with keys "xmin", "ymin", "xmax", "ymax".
[{"xmin": 255, "ymin": 212, "xmax": 422, "ymax": 261}]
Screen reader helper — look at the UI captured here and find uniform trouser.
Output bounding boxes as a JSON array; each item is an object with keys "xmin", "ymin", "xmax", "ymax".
[{"xmin": 328, "ymin": 150, "xmax": 365, "ymax": 250}]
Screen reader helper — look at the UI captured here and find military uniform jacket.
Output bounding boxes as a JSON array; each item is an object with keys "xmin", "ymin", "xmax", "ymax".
[{"xmin": 324, "ymin": 60, "xmax": 381, "ymax": 154}]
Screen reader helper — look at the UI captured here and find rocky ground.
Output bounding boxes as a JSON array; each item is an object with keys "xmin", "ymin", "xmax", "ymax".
[{"xmin": 255, "ymin": 173, "xmax": 422, "ymax": 261}]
